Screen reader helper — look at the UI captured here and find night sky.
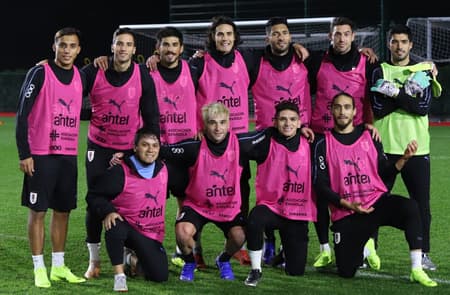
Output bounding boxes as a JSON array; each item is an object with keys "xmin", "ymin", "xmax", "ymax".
[{"xmin": 1, "ymin": 1, "xmax": 447, "ymax": 71}]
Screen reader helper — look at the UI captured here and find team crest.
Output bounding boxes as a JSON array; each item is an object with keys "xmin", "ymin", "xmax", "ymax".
[
  {"xmin": 360, "ymin": 140, "xmax": 370, "ymax": 152},
  {"xmin": 87, "ymin": 150, "xmax": 95, "ymax": 162},
  {"xmin": 180, "ymin": 75, "xmax": 187, "ymax": 87},
  {"xmin": 29, "ymin": 192, "xmax": 38, "ymax": 204},
  {"xmin": 227, "ymin": 150, "xmax": 236, "ymax": 162},
  {"xmin": 128, "ymin": 87, "xmax": 136, "ymax": 98},
  {"xmin": 334, "ymin": 232, "xmax": 341, "ymax": 244},
  {"xmin": 232, "ymin": 62, "xmax": 239, "ymax": 73}
]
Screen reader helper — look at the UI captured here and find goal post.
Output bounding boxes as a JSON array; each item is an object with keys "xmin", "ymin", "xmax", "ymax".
[{"xmin": 407, "ymin": 17, "xmax": 450, "ymax": 63}]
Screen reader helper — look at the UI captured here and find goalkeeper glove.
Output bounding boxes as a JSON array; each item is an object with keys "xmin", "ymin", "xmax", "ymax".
[
  {"xmin": 371, "ymin": 79, "xmax": 400, "ymax": 97},
  {"xmin": 404, "ymin": 71, "xmax": 431, "ymax": 97}
]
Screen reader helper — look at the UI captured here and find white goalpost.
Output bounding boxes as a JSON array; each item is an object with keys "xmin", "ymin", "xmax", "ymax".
[
  {"xmin": 407, "ymin": 17, "xmax": 450, "ymax": 63},
  {"xmin": 120, "ymin": 17, "xmax": 380, "ymax": 59}
]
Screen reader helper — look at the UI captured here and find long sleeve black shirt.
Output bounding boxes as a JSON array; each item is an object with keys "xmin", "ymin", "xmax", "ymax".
[
  {"xmin": 16, "ymin": 59, "xmax": 88, "ymax": 160},
  {"xmin": 86, "ymin": 156, "xmax": 165, "ymax": 220}
]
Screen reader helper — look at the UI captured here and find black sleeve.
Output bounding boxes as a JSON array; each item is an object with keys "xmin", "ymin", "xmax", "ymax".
[
  {"xmin": 238, "ymin": 47, "xmax": 263, "ymax": 88},
  {"xmin": 395, "ymin": 78, "xmax": 432, "ymax": 115},
  {"xmin": 188, "ymin": 57, "xmax": 204, "ymax": 88},
  {"xmin": 85, "ymin": 165, "xmax": 125, "ymax": 220},
  {"xmin": 369, "ymin": 66, "xmax": 398, "ymax": 118},
  {"xmin": 139, "ymin": 64, "xmax": 160, "ymax": 137},
  {"xmin": 311, "ymin": 135, "xmax": 342, "ymax": 207},
  {"xmin": 15, "ymin": 65, "xmax": 45, "ymax": 160},
  {"xmin": 304, "ymin": 50, "xmax": 324, "ymax": 95},
  {"xmin": 159, "ymin": 139, "xmax": 201, "ymax": 167},
  {"xmin": 80, "ymin": 63, "xmax": 98, "ymax": 95},
  {"xmin": 78, "ymin": 67, "xmax": 92, "ymax": 121},
  {"xmin": 238, "ymin": 129, "xmax": 271, "ymax": 163},
  {"xmin": 374, "ymin": 139, "xmax": 400, "ymax": 191}
]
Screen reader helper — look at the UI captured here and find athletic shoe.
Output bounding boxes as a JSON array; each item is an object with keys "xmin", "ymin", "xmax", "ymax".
[
  {"xmin": 179, "ymin": 262, "xmax": 196, "ymax": 281},
  {"xmin": 244, "ymin": 269, "xmax": 262, "ymax": 287},
  {"xmin": 233, "ymin": 249, "xmax": 251, "ymax": 265},
  {"xmin": 194, "ymin": 253, "xmax": 207, "ymax": 270},
  {"xmin": 410, "ymin": 267, "xmax": 437, "ymax": 287},
  {"xmin": 263, "ymin": 241, "xmax": 275, "ymax": 265},
  {"xmin": 124, "ymin": 257, "xmax": 137, "ymax": 278},
  {"xmin": 50, "ymin": 265, "xmax": 86, "ymax": 283},
  {"xmin": 422, "ymin": 253, "xmax": 437, "ymax": 271},
  {"xmin": 113, "ymin": 275, "xmax": 128, "ymax": 292},
  {"xmin": 270, "ymin": 249, "xmax": 285, "ymax": 269},
  {"xmin": 84, "ymin": 260, "xmax": 101, "ymax": 279},
  {"xmin": 365, "ymin": 238, "xmax": 381, "ymax": 270},
  {"xmin": 215, "ymin": 257, "xmax": 235, "ymax": 280},
  {"xmin": 171, "ymin": 252, "xmax": 185, "ymax": 268},
  {"xmin": 313, "ymin": 250, "xmax": 332, "ymax": 267},
  {"xmin": 34, "ymin": 267, "xmax": 51, "ymax": 288}
]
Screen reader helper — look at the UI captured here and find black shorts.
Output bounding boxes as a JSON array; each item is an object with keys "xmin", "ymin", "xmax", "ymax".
[
  {"xmin": 21, "ymin": 155, "xmax": 78, "ymax": 212},
  {"xmin": 176, "ymin": 206, "xmax": 246, "ymax": 240}
]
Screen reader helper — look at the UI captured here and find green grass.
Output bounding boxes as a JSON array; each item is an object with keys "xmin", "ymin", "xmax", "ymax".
[{"xmin": 1, "ymin": 116, "xmax": 449, "ymax": 294}]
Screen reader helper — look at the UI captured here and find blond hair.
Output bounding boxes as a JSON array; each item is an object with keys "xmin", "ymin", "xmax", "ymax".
[{"xmin": 201, "ymin": 102, "xmax": 229, "ymax": 126}]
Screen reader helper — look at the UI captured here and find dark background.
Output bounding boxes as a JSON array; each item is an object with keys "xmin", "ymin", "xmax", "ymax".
[{"xmin": 1, "ymin": 0, "xmax": 447, "ymax": 71}]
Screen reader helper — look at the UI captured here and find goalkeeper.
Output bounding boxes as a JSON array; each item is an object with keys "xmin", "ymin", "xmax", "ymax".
[{"xmin": 370, "ymin": 24, "xmax": 442, "ymax": 272}]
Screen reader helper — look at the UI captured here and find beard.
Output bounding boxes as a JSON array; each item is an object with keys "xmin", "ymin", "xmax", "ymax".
[{"xmin": 334, "ymin": 117, "xmax": 353, "ymax": 131}]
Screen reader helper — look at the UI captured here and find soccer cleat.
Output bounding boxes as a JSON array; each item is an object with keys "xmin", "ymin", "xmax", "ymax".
[
  {"xmin": 171, "ymin": 252, "xmax": 185, "ymax": 268},
  {"xmin": 270, "ymin": 248, "xmax": 285, "ymax": 269},
  {"xmin": 34, "ymin": 267, "xmax": 51, "ymax": 288},
  {"xmin": 215, "ymin": 257, "xmax": 235, "ymax": 280},
  {"xmin": 244, "ymin": 269, "xmax": 262, "ymax": 287},
  {"xmin": 179, "ymin": 262, "xmax": 196, "ymax": 281},
  {"xmin": 194, "ymin": 253, "xmax": 207, "ymax": 270},
  {"xmin": 84, "ymin": 260, "xmax": 101, "ymax": 279},
  {"xmin": 422, "ymin": 253, "xmax": 437, "ymax": 271},
  {"xmin": 365, "ymin": 238, "xmax": 381, "ymax": 270},
  {"xmin": 313, "ymin": 250, "xmax": 332, "ymax": 267},
  {"xmin": 263, "ymin": 241, "xmax": 276, "ymax": 265},
  {"xmin": 50, "ymin": 265, "xmax": 86, "ymax": 283},
  {"xmin": 410, "ymin": 267, "xmax": 437, "ymax": 287},
  {"xmin": 233, "ymin": 249, "xmax": 251, "ymax": 265},
  {"xmin": 113, "ymin": 275, "xmax": 128, "ymax": 292}
]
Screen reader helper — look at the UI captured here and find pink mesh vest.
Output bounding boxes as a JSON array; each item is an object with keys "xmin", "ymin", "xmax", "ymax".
[
  {"xmin": 112, "ymin": 162, "xmax": 168, "ymax": 243},
  {"xmin": 88, "ymin": 63, "xmax": 143, "ymax": 150},
  {"xmin": 150, "ymin": 60, "xmax": 197, "ymax": 144},
  {"xmin": 252, "ymin": 57, "xmax": 311, "ymax": 130},
  {"xmin": 311, "ymin": 54, "xmax": 367, "ymax": 133},
  {"xmin": 184, "ymin": 133, "xmax": 242, "ymax": 222},
  {"xmin": 256, "ymin": 136, "xmax": 316, "ymax": 221},
  {"xmin": 325, "ymin": 130, "xmax": 387, "ymax": 222},
  {"xmin": 28, "ymin": 63, "xmax": 82, "ymax": 155},
  {"xmin": 197, "ymin": 51, "xmax": 250, "ymax": 133}
]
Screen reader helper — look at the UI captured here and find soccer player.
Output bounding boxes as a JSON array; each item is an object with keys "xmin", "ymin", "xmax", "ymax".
[
  {"xmin": 250, "ymin": 16, "xmax": 312, "ymax": 265},
  {"xmin": 311, "ymin": 92, "xmax": 437, "ymax": 287},
  {"xmin": 370, "ymin": 24, "xmax": 442, "ymax": 271},
  {"xmin": 81, "ymin": 27, "xmax": 160, "ymax": 280},
  {"xmin": 304, "ymin": 16, "xmax": 380, "ymax": 269},
  {"xmin": 16, "ymin": 27, "xmax": 86, "ymax": 288},
  {"xmin": 86, "ymin": 128, "xmax": 168, "ymax": 292},
  {"xmin": 159, "ymin": 103, "xmax": 247, "ymax": 282},
  {"xmin": 243, "ymin": 101, "xmax": 316, "ymax": 287},
  {"xmin": 149, "ymin": 26, "xmax": 200, "ymax": 268}
]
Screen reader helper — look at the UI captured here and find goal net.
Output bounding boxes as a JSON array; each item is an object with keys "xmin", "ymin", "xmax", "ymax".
[
  {"xmin": 407, "ymin": 17, "xmax": 450, "ymax": 63},
  {"xmin": 121, "ymin": 17, "xmax": 381, "ymax": 60},
  {"xmin": 122, "ymin": 17, "xmax": 381, "ymax": 120}
]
